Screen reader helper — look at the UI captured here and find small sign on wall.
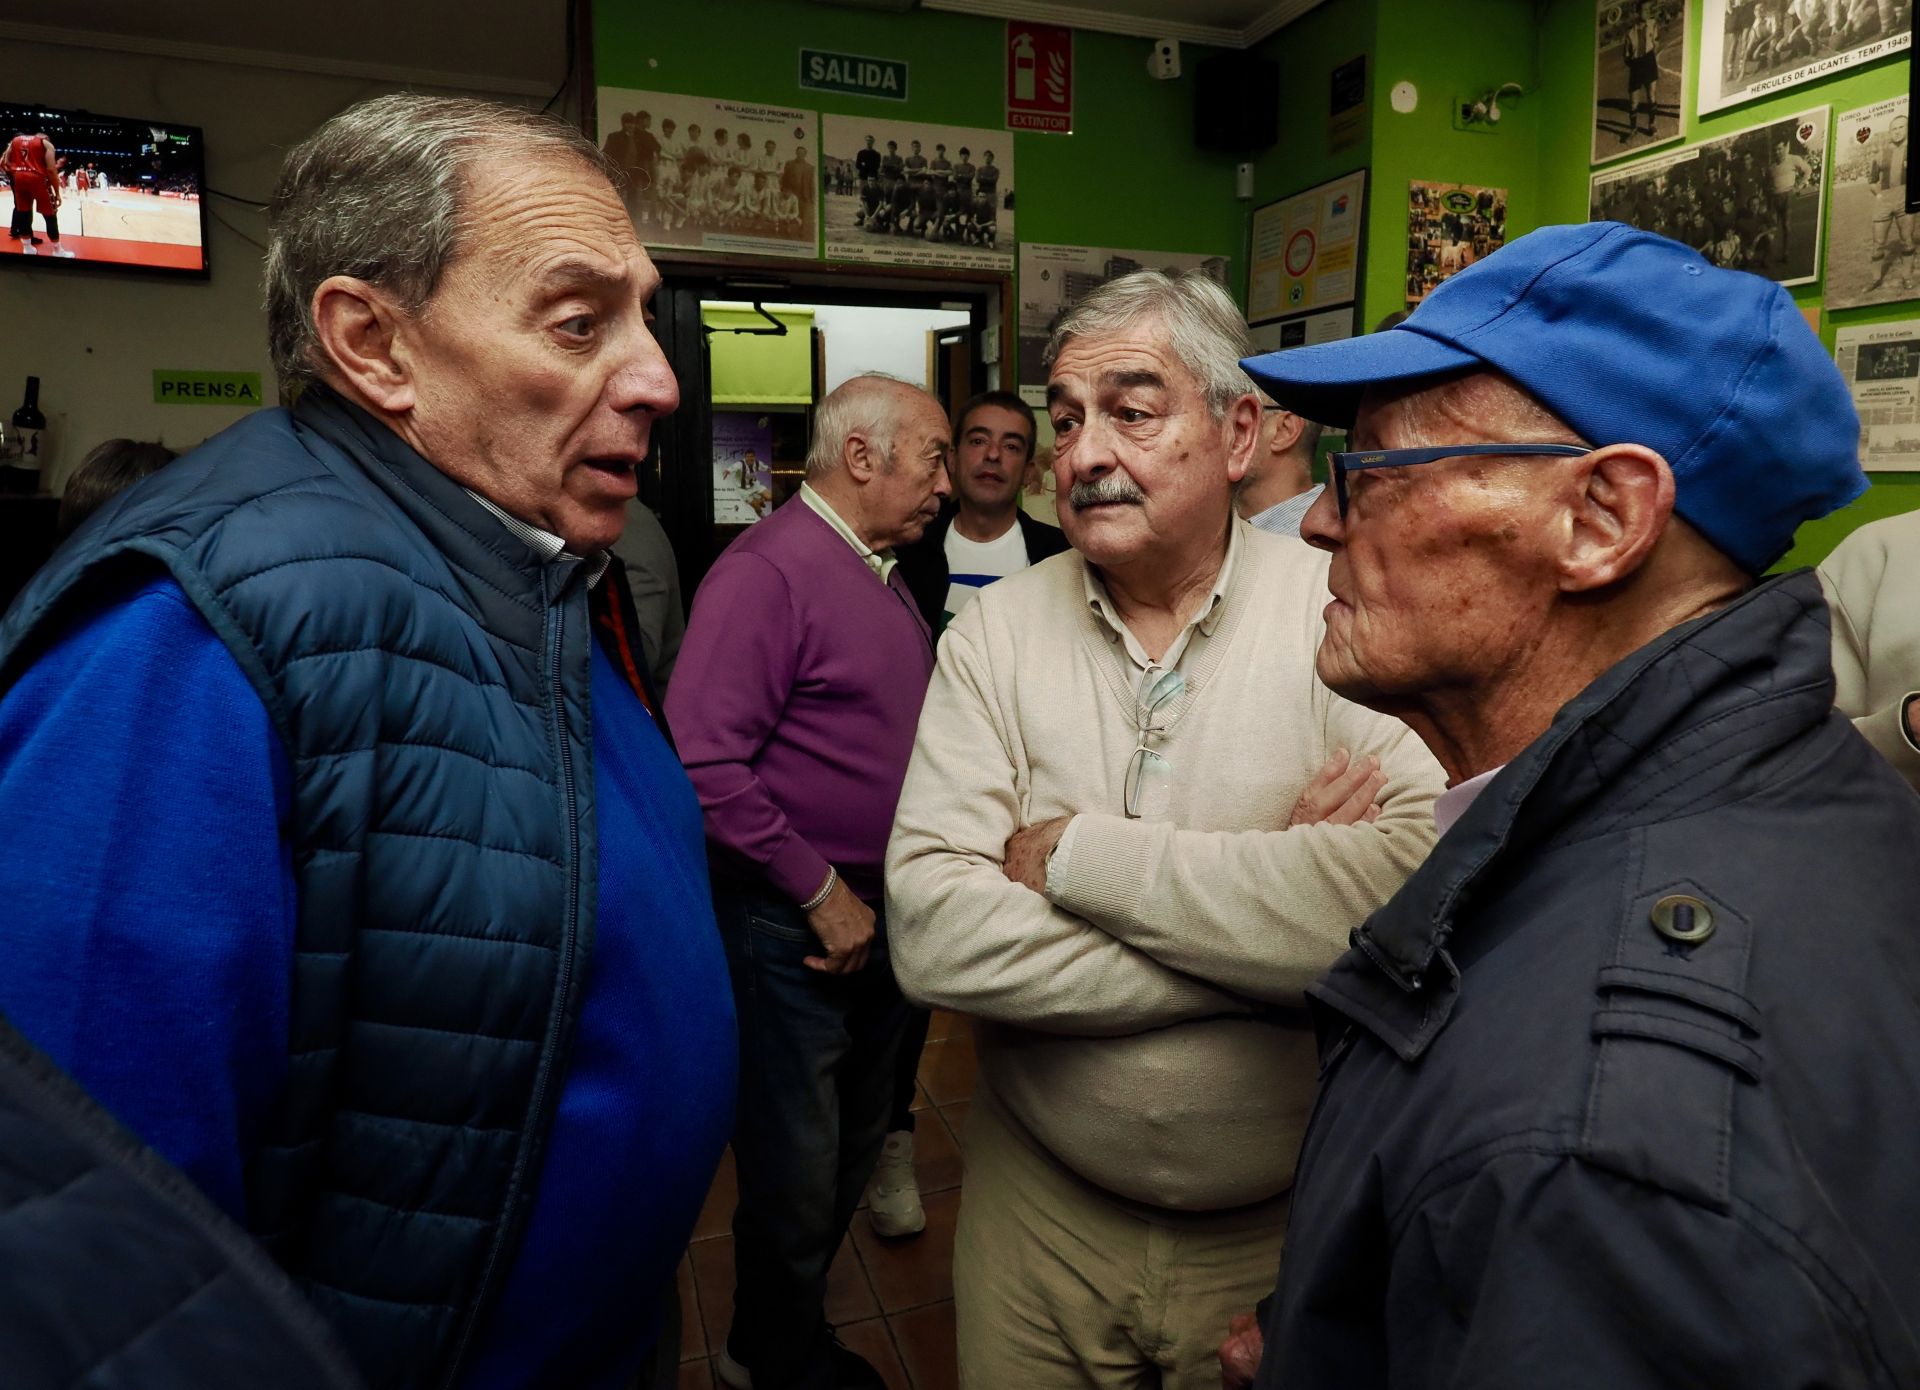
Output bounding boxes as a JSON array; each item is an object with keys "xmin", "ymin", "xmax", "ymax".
[
  {"xmin": 1007, "ymin": 21, "xmax": 1072, "ymax": 133},
  {"xmin": 154, "ymin": 369, "xmax": 263, "ymax": 405},
  {"xmin": 800, "ymin": 49, "xmax": 909, "ymax": 102}
]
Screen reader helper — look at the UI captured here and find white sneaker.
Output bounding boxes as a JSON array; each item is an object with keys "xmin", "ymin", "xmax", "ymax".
[
  {"xmin": 866, "ymin": 1129, "xmax": 926, "ymax": 1238},
  {"xmin": 714, "ymin": 1346, "xmax": 754, "ymax": 1389}
]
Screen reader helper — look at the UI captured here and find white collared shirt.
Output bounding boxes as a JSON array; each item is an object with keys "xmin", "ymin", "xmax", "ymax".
[
  {"xmin": 463, "ymin": 488, "xmax": 610, "ymax": 588},
  {"xmin": 800, "ymin": 482, "xmax": 897, "ymax": 585},
  {"xmin": 1433, "ymin": 764, "xmax": 1505, "ymax": 836}
]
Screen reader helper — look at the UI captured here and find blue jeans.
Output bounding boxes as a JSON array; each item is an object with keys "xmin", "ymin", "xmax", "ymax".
[{"xmin": 716, "ymin": 877, "xmax": 913, "ymax": 1390}]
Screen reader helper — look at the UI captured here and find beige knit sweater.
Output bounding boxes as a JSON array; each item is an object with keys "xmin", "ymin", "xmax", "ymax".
[
  {"xmin": 1819, "ymin": 508, "xmax": 1920, "ymax": 790},
  {"xmin": 886, "ymin": 521, "xmax": 1444, "ymax": 1212}
]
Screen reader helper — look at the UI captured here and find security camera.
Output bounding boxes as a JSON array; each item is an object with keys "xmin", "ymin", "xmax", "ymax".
[{"xmin": 1148, "ymin": 38, "xmax": 1181, "ymax": 80}]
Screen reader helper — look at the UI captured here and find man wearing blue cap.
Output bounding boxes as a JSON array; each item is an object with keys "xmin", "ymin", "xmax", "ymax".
[{"xmin": 1220, "ymin": 221, "xmax": 1920, "ymax": 1388}]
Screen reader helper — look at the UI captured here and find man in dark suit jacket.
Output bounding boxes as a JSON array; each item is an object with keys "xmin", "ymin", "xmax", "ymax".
[{"xmin": 897, "ymin": 390, "xmax": 1070, "ymax": 639}]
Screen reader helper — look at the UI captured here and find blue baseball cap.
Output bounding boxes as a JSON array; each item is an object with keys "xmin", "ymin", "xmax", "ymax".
[{"xmin": 1242, "ymin": 222, "xmax": 1866, "ymax": 574}]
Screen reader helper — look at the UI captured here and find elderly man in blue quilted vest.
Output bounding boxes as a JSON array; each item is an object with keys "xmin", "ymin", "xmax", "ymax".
[{"xmin": 0, "ymin": 95, "xmax": 737, "ymax": 1390}]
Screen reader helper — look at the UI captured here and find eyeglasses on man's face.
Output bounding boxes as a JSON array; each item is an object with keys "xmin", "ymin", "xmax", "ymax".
[{"xmin": 1325, "ymin": 442, "xmax": 1594, "ymax": 519}]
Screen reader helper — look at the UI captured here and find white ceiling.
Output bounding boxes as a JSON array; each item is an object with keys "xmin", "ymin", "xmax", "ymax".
[{"xmin": 0, "ymin": 0, "xmax": 1318, "ymax": 100}]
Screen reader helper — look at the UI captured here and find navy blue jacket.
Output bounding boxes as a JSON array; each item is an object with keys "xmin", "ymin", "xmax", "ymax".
[
  {"xmin": 0, "ymin": 1008, "xmax": 366, "ymax": 1389},
  {"xmin": 1258, "ymin": 571, "xmax": 1920, "ymax": 1389},
  {"xmin": 0, "ymin": 386, "xmax": 643, "ymax": 1389}
]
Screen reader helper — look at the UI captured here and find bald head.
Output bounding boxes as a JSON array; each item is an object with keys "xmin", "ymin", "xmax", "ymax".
[{"xmin": 805, "ymin": 374, "xmax": 953, "ymax": 550}]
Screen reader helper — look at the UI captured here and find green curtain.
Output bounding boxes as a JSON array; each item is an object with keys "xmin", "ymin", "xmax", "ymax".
[{"xmin": 703, "ymin": 304, "xmax": 815, "ymax": 405}]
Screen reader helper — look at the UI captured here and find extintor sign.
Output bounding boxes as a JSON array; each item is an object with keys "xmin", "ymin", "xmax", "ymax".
[{"xmin": 1007, "ymin": 21, "xmax": 1072, "ymax": 134}]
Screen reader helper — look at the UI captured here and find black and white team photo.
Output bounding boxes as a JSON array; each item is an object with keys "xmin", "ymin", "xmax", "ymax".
[{"xmin": 821, "ymin": 114, "xmax": 1014, "ymax": 270}]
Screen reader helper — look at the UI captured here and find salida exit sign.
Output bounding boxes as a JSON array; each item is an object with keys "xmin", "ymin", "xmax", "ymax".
[{"xmin": 799, "ymin": 48, "xmax": 909, "ymax": 102}]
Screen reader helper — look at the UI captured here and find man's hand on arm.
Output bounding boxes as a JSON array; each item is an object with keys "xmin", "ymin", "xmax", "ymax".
[
  {"xmin": 804, "ymin": 874, "xmax": 875, "ymax": 975},
  {"xmin": 1002, "ymin": 815, "xmax": 1072, "ymax": 895},
  {"xmin": 1289, "ymin": 747, "xmax": 1385, "ymax": 828}
]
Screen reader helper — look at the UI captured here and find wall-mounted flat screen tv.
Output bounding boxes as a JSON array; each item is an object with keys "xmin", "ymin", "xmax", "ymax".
[{"xmin": 1, "ymin": 102, "xmax": 209, "ymax": 277}]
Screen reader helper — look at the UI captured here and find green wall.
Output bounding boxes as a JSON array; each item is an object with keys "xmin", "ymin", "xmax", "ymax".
[{"xmin": 593, "ymin": 0, "xmax": 1248, "ymax": 293}]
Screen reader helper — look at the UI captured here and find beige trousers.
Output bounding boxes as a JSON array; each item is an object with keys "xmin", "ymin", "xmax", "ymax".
[{"xmin": 954, "ymin": 1095, "xmax": 1288, "ymax": 1390}]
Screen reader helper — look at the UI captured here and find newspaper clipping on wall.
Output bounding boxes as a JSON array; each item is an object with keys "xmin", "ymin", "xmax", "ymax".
[
  {"xmin": 1248, "ymin": 170, "xmax": 1367, "ymax": 324},
  {"xmin": 1698, "ymin": 0, "xmax": 1910, "ymax": 116},
  {"xmin": 1593, "ymin": 0, "xmax": 1689, "ymax": 163},
  {"xmin": 822, "ymin": 114, "xmax": 1014, "ymax": 270},
  {"xmin": 1406, "ymin": 181, "xmax": 1507, "ymax": 305},
  {"xmin": 1017, "ymin": 243, "xmax": 1229, "ymax": 401},
  {"xmin": 598, "ymin": 87, "xmax": 819, "ymax": 259},
  {"xmin": 1836, "ymin": 320, "xmax": 1920, "ymax": 471},
  {"xmin": 1590, "ymin": 106, "xmax": 1828, "ymax": 287},
  {"xmin": 1827, "ymin": 97, "xmax": 1915, "ymax": 311}
]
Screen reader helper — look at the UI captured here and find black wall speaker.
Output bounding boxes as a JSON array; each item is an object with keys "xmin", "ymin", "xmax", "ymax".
[{"xmin": 1194, "ymin": 52, "xmax": 1279, "ymax": 154}]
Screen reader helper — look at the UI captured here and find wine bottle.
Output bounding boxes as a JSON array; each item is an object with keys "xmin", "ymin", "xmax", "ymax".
[{"xmin": 1, "ymin": 376, "xmax": 44, "ymax": 495}]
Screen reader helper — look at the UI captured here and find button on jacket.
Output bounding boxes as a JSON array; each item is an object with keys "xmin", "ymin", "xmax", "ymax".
[{"xmin": 1257, "ymin": 570, "xmax": 1920, "ymax": 1390}]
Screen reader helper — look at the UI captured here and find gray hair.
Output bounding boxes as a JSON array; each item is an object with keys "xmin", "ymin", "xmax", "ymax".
[
  {"xmin": 264, "ymin": 94, "xmax": 617, "ymax": 391},
  {"xmin": 1043, "ymin": 270, "xmax": 1256, "ymax": 418},
  {"xmin": 805, "ymin": 373, "xmax": 917, "ymax": 477}
]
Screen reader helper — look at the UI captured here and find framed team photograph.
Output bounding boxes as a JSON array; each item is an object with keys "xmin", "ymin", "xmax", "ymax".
[
  {"xmin": 1590, "ymin": 105, "xmax": 1829, "ymax": 287},
  {"xmin": 1828, "ymin": 98, "xmax": 1915, "ymax": 309},
  {"xmin": 1698, "ymin": 0, "xmax": 1910, "ymax": 116},
  {"xmin": 821, "ymin": 114, "xmax": 1014, "ymax": 271},
  {"xmin": 1405, "ymin": 181, "xmax": 1507, "ymax": 306},
  {"xmin": 596, "ymin": 86, "xmax": 820, "ymax": 260},
  {"xmin": 1592, "ymin": 0, "xmax": 1689, "ymax": 163}
]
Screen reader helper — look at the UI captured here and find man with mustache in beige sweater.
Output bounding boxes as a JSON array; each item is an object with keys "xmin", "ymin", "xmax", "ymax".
[{"xmin": 886, "ymin": 271, "xmax": 1445, "ymax": 1390}]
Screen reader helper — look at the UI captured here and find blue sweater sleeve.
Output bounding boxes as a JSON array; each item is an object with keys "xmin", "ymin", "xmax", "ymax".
[{"xmin": 0, "ymin": 575, "xmax": 295, "ymax": 1220}]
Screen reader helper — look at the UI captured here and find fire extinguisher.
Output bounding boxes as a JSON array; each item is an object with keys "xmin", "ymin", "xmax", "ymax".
[{"xmin": 1012, "ymin": 33, "xmax": 1036, "ymax": 103}]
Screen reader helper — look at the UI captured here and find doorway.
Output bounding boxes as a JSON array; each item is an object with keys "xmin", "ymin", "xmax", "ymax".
[{"xmin": 645, "ymin": 264, "xmax": 1007, "ymax": 599}]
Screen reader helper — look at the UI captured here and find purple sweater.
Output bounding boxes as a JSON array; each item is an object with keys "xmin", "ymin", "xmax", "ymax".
[{"xmin": 669, "ymin": 497, "xmax": 935, "ymax": 904}]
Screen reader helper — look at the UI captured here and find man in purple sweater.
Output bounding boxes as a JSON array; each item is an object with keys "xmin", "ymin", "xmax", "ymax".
[{"xmin": 668, "ymin": 374, "xmax": 951, "ymax": 1390}]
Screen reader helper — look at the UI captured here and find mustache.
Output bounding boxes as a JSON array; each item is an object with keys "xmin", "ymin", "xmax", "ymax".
[{"xmin": 1069, "ymin": 474, "xmax": 1146, "ymax": 510}]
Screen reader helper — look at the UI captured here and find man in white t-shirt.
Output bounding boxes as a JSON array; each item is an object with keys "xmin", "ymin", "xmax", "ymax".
[
  {"xmin": 897, "ymin": 390, "xmax": 1070, "ymax": 636},
  {"xmin": 881, "ymin": 389, "xmax": 1070, "ymax": 1243}
]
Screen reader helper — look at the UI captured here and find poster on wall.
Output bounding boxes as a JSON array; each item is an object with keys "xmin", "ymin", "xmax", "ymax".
[
  {"xmin": 1592, "ymin": 0, "xmax": 1689, "ymax": 163},
  {"xmin": 1589, "ymin": 105, "xmax": 1828, "ymax": 287},
  {"xmin": 1249, "ymin": 306, "xmax": 1357, "ymax": 354},
  {"xmin": 1827, "ymin": 97, "xmax": 1916, "ymax": 310},
  {"xmin": 1017, "ymin": 244, "xmax": 1230, "ymax": 401},
  {"xmin": 1249, "ymin": 170, "xmax": 1368, "ymax": 324},
  {"xmin": 1405, "ymin": 181, "xmax": 1507, "ymax": 306},
  {"xmin": 821, "ymin": 114, "xmax": 1014, "ymax": 270},
  {"xmin": 597, "ymin": 87, "xmax": 819, "ymax": 259},
  {"xmin": 1698, "ymin": 0, "xmax": 1910, "ymax": 116},
  {"xmin": 1836, "ymin": 319, "xmax": 1920, "ymax": 469},
  {"xmin": 713, "ymin": 412, "xmax": 776, "ymax": 524}
]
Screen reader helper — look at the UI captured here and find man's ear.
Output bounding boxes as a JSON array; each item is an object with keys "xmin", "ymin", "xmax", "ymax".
[
  {"xmin": 1558, "ymin": 443, "xmax": 1674, "ymax": 593},
  {"xmin": 843, "ymin": 431, "xmax": 882, "ymax": 484},
  {"xmin": 310, "ymin": 275, "xmax": 417, "ymax": 414},
  {"xmin": 1267, "ymin": 410, "xmax": 1307, "ymax": 458},
  {"xmin": 1223, "ymin": 392, "xmax": 1262, "ymax": 486}
]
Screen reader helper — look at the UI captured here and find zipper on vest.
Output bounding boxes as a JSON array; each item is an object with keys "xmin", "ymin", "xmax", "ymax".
[{"xmin": 440, "ymin": 582, "xmax": 583, "ymax": 1385}]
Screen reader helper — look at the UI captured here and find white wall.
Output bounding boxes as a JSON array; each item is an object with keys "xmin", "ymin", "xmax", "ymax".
[
  {"xmin": 808, "ymin": 302, "xmax": 972, "ymax": 394},
  {"xmin": 0, "ymin": 36, "xmax": 526, "ymax": 493}
]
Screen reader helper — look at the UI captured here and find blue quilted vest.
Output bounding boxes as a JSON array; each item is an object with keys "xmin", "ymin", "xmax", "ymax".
[{"xmin": 0, "ymin": 387, "xmax": 606, "ymax": 1389}]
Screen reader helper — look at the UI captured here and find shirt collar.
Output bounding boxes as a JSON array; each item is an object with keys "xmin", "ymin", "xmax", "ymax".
[
  {"xmin": 1433, "ymin": 764, "xmax": 1505, "ymax": 837},
  {"xmin": 800, "ymin": 482, "xmax": 897, "ymax": 584},
  {"xmin": 462, "ymin": 488, "xmax": 610, "ymax": 588},
  {"xmin": 1083, "ymin": 519, "xmax": 1241, "ymax": 672}
]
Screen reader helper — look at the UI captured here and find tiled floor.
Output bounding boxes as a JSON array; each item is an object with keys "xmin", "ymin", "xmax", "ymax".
[{"xmin": 677, "ymin": 1011, "xmax": 973, "ymax": 1390}]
